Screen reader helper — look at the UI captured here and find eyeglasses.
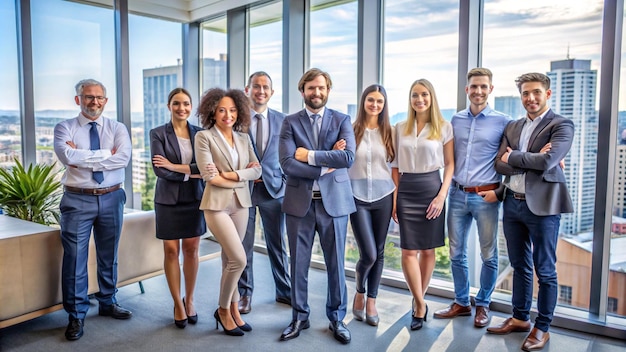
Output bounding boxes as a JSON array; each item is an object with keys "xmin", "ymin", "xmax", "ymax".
[{"xmin": 81, "ymin": 95, "xmax": 107, "ymax": 102}]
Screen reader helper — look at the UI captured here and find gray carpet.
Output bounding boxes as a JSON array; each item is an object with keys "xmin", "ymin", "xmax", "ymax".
[{"xmin": 1, "ymin": 250, "xmax": 625, "ymax": 352}]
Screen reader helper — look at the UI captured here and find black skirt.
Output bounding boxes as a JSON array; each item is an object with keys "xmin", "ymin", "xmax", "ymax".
[
  {"xmin": 396, "ymin": 171, "xmax": 445, "ymax": 250},
  {"xmin": 155, "ymin": 200, "xmax": 205, "ymax": 240}
]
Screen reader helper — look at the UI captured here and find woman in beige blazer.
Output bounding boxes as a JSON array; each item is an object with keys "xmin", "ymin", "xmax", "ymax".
[{"xmin": 195, "ymin": 88, "xmax": 261, "ymax": 336}]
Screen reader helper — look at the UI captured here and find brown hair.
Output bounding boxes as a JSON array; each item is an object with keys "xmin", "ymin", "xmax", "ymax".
[
  {"xmin": 353, "ymin": 84, "xmax": 394, "ymax": 162},
  {"xmin": 467, "ymin": 67, "xmax": 493, "ymax": 83},
  {"xmin": 196, "ymin": 88, "xmax": 250, "ymax": 131},
  {"xmin": 403, "ymin": 79, "xmax": 445, "ymax": 141},
  {"xmin": 167, "ymin": 87, "xmax": 192, "ymax": 105},
  {"xmin": 515, "ymin": 72, "xmax": 551, "ymax": 92},
  {"xmin": 297, "ymin": 68, "xmax": 332, "ymax": 92},
  {"xmin": 247, "ymin": 71, "xmax": 273, "ymax": 88}
]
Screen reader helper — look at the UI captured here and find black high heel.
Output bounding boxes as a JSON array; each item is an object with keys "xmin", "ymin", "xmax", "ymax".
[
  {"xmin": 174, "ymin": 305, "xmax": 187, "ymax": 329},
  {"xmin": 214, "ymin": 309, "xmax": 244, "ymax": 336},
  {"xmin": 183, "ymin": 297, "xmax": 198, "ymax": 325},
  {"xmin": 237, "ymin": 321, "xmax": 252, "ymax": 332},
  {"xmin": 410, "ymin": 303, "xmax": 428, "ymax": 331}
]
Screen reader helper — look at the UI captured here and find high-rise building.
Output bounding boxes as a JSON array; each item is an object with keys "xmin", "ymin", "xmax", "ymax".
[
  {"xmin": 143, "ymin": 62, "xmax": 183, "ymax": 148},
  {"xmin": 494, "ymin": 95, "xmax": 524, "ymax": 119},
  {"xmin": 547, "ymin": 58, "xmax": 598, "ymax": 235},
  {"xmin": 615, "ymin": 145, "xmax": 626, "ymax": 218},
  {"xmin": 202, "ymin": 54, "xmax": 228, "ymax": 93}
]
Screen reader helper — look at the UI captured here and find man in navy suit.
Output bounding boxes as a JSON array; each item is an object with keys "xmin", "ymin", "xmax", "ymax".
[
  {"xmin": 278, "ymin": 68, "xmax": 356, "ymax": 344},
  {"xmin": 487, "ymin": 72, "xmax": 574, "ymax": 352},
  {"xmin": 238, "ymin": 71, "xmax": 291, "ymax": 314}
]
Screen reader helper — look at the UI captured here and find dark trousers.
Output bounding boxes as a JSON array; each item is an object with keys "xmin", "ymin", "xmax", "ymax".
[
  {"xmin": 503, "ymin": 193, "xmax": 560, "ymax": 332},
  {"xmin": 286, "ymin": 199, "xmax": 348, "ymax": 322},
  {"xmin": 60, "ymin": 189, "xmax": 126, "ymax": 320},
  {"xmin": 239, "ymin": 182, "xmax": 291, "ymax": 299},
  {"xmin": 349, "ymin": 194, "xmax": 392, "ymax": 298}
]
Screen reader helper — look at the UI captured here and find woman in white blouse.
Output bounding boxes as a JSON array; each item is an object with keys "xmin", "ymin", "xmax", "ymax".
[
  {"xmin": 391, "ymin": 79, "xmax": 454, "ymax": 331},
  {"xmin": 347, "ymin": 84, "xmax": 395, "ymax": 327}
]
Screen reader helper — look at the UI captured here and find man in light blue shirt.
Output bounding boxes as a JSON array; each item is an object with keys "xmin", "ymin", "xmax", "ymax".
[
  {"xmin": 53, "ymin": 79, "xmax": 132, "ymax": 341},
  {"xmin": 434, "ymin": 68, "xmax": 510, "ymax": 327}
]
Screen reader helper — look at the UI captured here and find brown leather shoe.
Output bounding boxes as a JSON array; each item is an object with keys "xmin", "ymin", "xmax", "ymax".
[
  {"xmin": 433, "ymin": 303, "xmax": 471, "ymax": 319},
  {"xmin": 238, "ymin": 296, "xmax": 251, "ymax": 314},
  {"xmin": 486, "ymin": 317, "xmax": 531, "ymax": 335},
  {"xmin": 474, "ymin": 306, "xmax": 490, "ymax": 328},
  {"xmin": 522, "ymin": 327, "xmax": 550, "ymax": 351}
]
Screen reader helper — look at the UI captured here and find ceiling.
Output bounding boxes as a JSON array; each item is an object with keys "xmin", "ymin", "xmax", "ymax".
[{"xmin": 71, "ymin": 0, "xmax": 260, "ymax": 22}]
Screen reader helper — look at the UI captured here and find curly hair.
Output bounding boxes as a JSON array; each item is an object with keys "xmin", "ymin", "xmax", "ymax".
[{"xmin": 196, "ymin": 88, "xmax": 251, "ymax": 132}]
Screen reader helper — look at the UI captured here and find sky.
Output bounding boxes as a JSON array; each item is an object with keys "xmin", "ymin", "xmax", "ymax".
[{"xmin": 0, "ymin": 0, "xmax": 623, "ymax": 118}]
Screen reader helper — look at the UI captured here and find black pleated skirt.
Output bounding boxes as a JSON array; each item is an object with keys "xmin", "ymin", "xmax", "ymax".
[{"xmin": 397, "ymin": 171, "xmax": 445, "ymax": 250}]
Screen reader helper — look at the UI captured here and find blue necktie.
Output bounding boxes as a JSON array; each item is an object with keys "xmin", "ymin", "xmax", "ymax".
[
  {"xmin": 89, "ymin": 122, "xmax": 104, "ymax": 184},
  {"xmin": 311, "ymin": 114, "xmax": 320, "ymax": 149}
]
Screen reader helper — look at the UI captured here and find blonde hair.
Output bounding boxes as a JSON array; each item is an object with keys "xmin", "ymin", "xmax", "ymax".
[{"xmin": 403, "ymin": 79, "xmax": 445, "ymax": 140}]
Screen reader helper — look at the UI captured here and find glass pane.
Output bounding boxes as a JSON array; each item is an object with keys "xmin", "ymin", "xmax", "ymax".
[
  {"xmin": 201, "ymin": 16, "xmax": 228, "ymax": 92},
  {"xmin": 31, "ymin": 0, "xmax": 115, "ymax": 166},
  {"xmin": 310, "ymin": 0, "xmax": 358, "ymax": 115},
  {"xmin": 383, "ymin": 0, "xmax": 460, "ymax": 280},
  {"xmin": 309, "ymin": 0, "xmax": 358, "ymax": 263},
  {"xmin": 483, "ymin": 0, "xmax": 603, "ymax": 314},
  {"xmin": 129, "ymin": 14, "xmax": 183, "ymax": 210},
  {"xmin": 611, "ymin": 9, "xmax": 626, "ymax": 319},
  {"xmin": 249, "ymin": 1, "xmax": 283, "ymax": 110},
  {"xmin": 0, "ymin": 1, "xmax": 21, "ymax": 168}
]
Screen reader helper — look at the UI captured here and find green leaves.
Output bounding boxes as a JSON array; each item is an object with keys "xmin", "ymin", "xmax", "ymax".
[{"xmin": 0, "ymin": 158, "xmax": 62, "ymax": 225}]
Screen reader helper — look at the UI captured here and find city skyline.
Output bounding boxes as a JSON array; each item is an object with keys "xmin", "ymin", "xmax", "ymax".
[{"xmin": 3, "ymin": 0, "xmax": 624, "ymax": 118}]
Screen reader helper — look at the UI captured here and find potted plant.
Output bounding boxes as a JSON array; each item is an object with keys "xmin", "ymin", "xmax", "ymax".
[{"xmin": 0, "ymin": 158, "xmax": 62, "ymax": 226}]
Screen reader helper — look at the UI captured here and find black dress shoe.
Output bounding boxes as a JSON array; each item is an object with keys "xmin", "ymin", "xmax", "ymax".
[
  {"xmin": 99, "ymin": 303, "xmax": 132, "ymax": 320},
  {"xmin": 275, "ymin": 296, "xmax": 292, "ymax": 306},
  {"xmin": 280, "ymin": 319, "xmax": 310, "ymax": 341},
  {"xmin": 65, "ymin": 318, "xmax": 84, "ymax": 341},
  {"xmin": 238, "ymin": 296, "xmax": 252, "ymax": 314},
  {"xmin": 411, "ymin": 304, "xmax": 428, "ymax": 331},
  {"xmin": 329, "ymin": 321, "xmax": 351, "ymax": 344}
]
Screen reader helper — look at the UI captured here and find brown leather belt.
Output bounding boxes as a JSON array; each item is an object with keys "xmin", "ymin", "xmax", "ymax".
[
  {"xmin": 254, "ymin": 179, "xmax": 264, "ymax": 184},
  {"xmin": 64, "ymin": 183, "xmax": 122, "ymax": 196},
  {"xmin": 456, "ymin": 182, "xmax": 499, "ymax": 193},
  {"xmin": 506, "ymin": 189, "xmax": 526, "ymax": 201},
  {"xmin": 312, "ymin": 190, "xmax": 322, "ymax": 200}
]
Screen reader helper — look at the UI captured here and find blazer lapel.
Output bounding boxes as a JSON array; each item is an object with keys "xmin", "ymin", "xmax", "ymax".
[
  {"xmin": 511, "ymin": 118, "xmax": 526, "ymax": 150},
  {"xmin": 165, "ymin": 123, "xmax": 182, "ymax": 163},
  {"xmin": 527, "ymin": 110, "xmax": 553, "ymax": 150},
  {"xmin": 319, "ymin": 109, "xmax": 331, "ymax": 145},
  {"xmin": 210, "ymin": 128, "xmax": 235, "ymax": 170},
  {"xmin": 299, "ymin": 110, "xmax": 316, "ymax": 148},
  {"xmin": 234, "ymin": 132, "xmax": 248, "ymax": 169}
]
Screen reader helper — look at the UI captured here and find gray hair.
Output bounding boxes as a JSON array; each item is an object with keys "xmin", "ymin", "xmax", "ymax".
[{"xmin": 75, "ymin": 79, "xmax": 107, "ymax": 97}]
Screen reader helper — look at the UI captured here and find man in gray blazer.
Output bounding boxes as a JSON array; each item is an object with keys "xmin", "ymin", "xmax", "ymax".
[
  {"xmin": 278, "ymin": 68, "xmax": 356, "ymax": 344},
  {"xmin": 238, "ymin": 72, "xmax": 291, "ymax": 314},
  {"xmin": 487, "ymin": 72, "xmax": 574, "ymax": 352}
]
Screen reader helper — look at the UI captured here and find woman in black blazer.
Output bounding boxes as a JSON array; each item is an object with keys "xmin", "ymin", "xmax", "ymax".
[{"xmin": 150, "ymin": 88, "xmax": 206, "ymax": 329}]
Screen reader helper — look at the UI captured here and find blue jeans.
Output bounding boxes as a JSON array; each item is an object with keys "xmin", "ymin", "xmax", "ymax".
[
  {"xmin": 503, "ymin": 193, "xmax": 560, "ymax": 332},
  {"xmin": 447, "ymin": 188, "xmax": 499, "ymax": 307}
]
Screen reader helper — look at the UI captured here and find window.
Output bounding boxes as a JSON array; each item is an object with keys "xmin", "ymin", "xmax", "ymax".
[
  {"xmin": 383, "ymin": 0, "xmax": 459, "ymax": 280},
  {"xmin": 0, "ymin": 0, "xmax": 21, "ymax": 167},
  {"xmin": 249, "ymin": 1, "xmax": 283, "ymax": 110},
  {"xmin": 31, "ymin": 0, "xmax": 115, "ymax": 166},
  {"xmin": 129, "ymin": 14, "xmax": 183, "ymax": 210},
  {"xmin": 309, "ymin": 0, "xmax": 358, "ymax": 115},
  {"xmin": 483, "ymin": 0, "xmax": 602, "ymax": 313},
  {"xmin": 201, "ymin": 16, "xmax": 228, "ymax": 92},
  {"xmin": 559, "ymin": 285, "xmax": 573, "ymax": 305},
  {"xmin": 608, "ymin": 297, "xmax": 618, "ymax": 314}
]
